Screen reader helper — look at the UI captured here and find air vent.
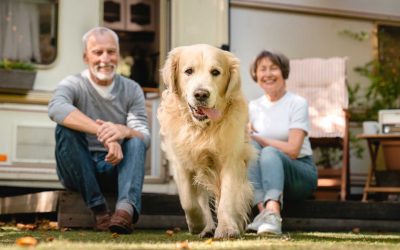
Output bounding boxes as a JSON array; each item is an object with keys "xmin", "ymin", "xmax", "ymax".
[{"xmin": 15, "ymin": 125, "xmax": 55, "ymax": 162}]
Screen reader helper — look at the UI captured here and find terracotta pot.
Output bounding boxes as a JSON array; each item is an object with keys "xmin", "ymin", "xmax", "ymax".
[{"xmin": 382, "ymin": 140, "xmax": 400, "ymax": 170}]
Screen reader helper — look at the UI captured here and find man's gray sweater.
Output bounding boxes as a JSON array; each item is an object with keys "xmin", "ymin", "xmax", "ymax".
[{"xmin": 48, "ymin": 72, "xmax": 150, "ymax": 151}]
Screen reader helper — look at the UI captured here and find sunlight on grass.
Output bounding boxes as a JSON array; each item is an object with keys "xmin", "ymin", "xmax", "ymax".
[{"xmin": 0, "ymin": 229, "xmax": 400, "ymax": 250}]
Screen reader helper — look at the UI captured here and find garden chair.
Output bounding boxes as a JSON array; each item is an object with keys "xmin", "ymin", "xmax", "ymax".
[{"xmin": 286, "ymin": 57, "xmax": 350, "ymax": 201}]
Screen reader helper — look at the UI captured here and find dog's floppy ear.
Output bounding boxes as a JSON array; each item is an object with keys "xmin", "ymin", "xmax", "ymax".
[
  {"xmin": 161, "ymin": 47, "xmax": 182, "ymax": 95},
  {"xmin": 223, "ymin": 51, "xmax": 241, "ymax": 97}
]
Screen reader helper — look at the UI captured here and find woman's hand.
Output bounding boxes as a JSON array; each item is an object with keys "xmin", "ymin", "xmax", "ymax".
[
  {"xmin": 248, "ymin": 122, "xmax": 258, "ymax": 134},
  {"xmin": 248, "ymin": 122, "xmax": 268, "ymax": 147},
  {"xmin": 251, "ymin": 133, "xmax": 268, "ymax": 147}
]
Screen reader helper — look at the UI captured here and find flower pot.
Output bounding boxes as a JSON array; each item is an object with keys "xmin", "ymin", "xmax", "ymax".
[
  {"xmin": 0, "ymin": 69, "xmax": 37, "ymax": 93},
  {"xmin": 381, "ymin": 140, "xmax": 400, "ymax": 170}
]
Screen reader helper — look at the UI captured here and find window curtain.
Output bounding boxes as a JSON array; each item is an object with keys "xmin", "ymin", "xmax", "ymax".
[{"xmin": 0, "ymin": 0, "xmax": 41, "ymax": 62}]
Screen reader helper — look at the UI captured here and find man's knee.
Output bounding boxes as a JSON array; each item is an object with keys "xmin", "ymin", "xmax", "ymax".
[
  {"xmin": 122, "ymin": 137, "xmax": 146, "ymax": 155},
  {"xmin": 56, "ymin": 124, "xmax": 85, "ymax": 142}
]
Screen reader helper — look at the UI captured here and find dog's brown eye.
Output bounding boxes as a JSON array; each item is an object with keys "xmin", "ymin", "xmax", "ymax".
[
  {"xmin": 184, "ymin": 68, "xmax": 193, "ymax": 75},
  {"xmin": 211, "ymin": 69, "xmax": 220, "ymax": 76}
]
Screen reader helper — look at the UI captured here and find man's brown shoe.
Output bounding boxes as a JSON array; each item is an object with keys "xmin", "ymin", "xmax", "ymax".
[
  {"xmin": 109, "ymin": 209, "xmax": 133, "ymax": 234},
  {"xmin": 94, "ymin": 212, "xmax": 111, "ymax": 231}
]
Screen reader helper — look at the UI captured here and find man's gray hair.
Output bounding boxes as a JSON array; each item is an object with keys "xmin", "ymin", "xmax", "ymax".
[{"xmin": 82, "ymin": 27, "xmax": 119, "ymax": 52}]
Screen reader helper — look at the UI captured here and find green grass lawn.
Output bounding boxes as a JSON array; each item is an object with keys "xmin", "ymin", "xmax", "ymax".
[{"xmin": 1, "ymin": 225, "xmax": 400, "ymax": 250}]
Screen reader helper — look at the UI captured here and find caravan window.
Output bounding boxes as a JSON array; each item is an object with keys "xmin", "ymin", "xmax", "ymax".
[
  {"xmin": 0, "ymin": 0, "xmax": 58, "ymax": 65},
  {"xmin": 378, "ymin": 24, "xmax": 400, "ymax": 69}
]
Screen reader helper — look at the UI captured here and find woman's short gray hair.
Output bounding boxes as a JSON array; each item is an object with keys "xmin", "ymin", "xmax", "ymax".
[
  {"xmin": 82, "ymin": 27, "xmax": 119, "ymax": 52},
  {"xmin": 250, "ymin": 50, "xmax": 290, "ymax": 82}
]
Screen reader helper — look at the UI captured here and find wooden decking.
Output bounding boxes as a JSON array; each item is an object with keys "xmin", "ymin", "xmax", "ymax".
[{"xmin": 1, "ymin": 191, "xmax": 400, "ymax": 232}]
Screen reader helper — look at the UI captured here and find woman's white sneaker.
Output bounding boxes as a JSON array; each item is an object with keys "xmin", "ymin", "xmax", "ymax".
[
  {"xmin": 246, "ymin": 211, "xmax": 265, "ymax": 232},
  {"xmin": 256, "ymin": 211, "xmax": 282, "ymax": 235}
]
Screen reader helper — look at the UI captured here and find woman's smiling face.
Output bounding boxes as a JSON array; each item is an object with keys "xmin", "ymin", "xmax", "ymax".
[{"xmin": 255, "ymin": 57, "xmax": 285, "ymax": 95}]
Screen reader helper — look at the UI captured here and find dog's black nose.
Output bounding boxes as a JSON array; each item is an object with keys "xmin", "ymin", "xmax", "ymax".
[{"xmin": 194, "ymin": 89, "xmax": 210, "ymax": 102}]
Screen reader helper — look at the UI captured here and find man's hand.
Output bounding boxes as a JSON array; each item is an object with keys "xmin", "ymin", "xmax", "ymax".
[
  {"xmin": 104, "ymin": 141, "xmax": 123, "ymax": 166},
  {"xmin": 96, "ymin": 119, "xmax": 127, "ymax": 144}
]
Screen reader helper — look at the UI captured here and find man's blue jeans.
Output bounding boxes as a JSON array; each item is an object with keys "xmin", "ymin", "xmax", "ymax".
[
  {"xmin": 248, "ymin": 141, "xmax": 318, "ymax": 208},
  {"xmin": 55, "ymin": 125, "xmax": 146, "ymax": 222}
]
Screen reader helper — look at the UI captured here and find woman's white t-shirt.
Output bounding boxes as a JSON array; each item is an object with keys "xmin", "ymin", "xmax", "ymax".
[{"xmin": 249, "ymin": 91, "xmax": 313, "ymax": 157}]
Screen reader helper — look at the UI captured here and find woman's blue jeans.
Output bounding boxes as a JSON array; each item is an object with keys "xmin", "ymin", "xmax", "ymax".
[
  {"xmin": 248, "ymin": 141, "xmax": 318, "ymax": 208},
  {"xmin": 55, "ymin": 125, "xmax": 146, "ymax": 222}
]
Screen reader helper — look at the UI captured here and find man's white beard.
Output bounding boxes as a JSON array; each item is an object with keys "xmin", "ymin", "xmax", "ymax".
[{"xmin": 91, "ymin": 64, "xmax": 116, "ymax": 81}]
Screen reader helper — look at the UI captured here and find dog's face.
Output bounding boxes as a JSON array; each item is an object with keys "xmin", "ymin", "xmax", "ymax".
[{"xmin": 162, "ymin": 44, "xmax": 241, "ymax": 125}]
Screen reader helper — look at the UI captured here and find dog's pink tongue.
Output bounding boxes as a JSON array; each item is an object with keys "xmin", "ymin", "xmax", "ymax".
[{"xmin": 200, "ymin": 107, "xmax": 222, "ymax": 121}]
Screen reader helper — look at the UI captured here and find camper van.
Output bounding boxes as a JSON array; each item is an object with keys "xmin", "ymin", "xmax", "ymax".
[
  {"xmin": 1, "ymin": 0, "xmax": 399, "ymax": 197},
  {"xmin": 0, "ymin": 0, "xmax": 229, "ymax": 194}
]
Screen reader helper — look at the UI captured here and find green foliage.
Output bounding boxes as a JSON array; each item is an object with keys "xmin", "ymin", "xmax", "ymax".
[
  {"xmin": 354, "ymin": 60, "xmax": 400, "ymax": 120},
  {"xmin": 315, "ymin": 148, "xmax": 342, "ymax": 168},
  {"xmin": 347, "ymin": 25, "xmax": 400, "ymax": 121},
  {"xmin": 338, "ymin": 29, "xmax": 370, "ymax": 42},
  {"xmin": 0, "ymin": 59, "xmax": 36, "ymax": 71}
]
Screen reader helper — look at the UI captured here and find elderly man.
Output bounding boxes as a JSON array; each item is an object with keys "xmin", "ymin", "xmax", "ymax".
[{"xmin": 48, "ymin": 27, "xmax": 150, "ymax": 234}]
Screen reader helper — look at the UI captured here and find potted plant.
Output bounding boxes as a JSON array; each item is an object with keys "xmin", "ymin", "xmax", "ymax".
[
  {"xmin": 353, "ymin": 58, "xmax": 400, "ymax": 182},
  {"xmin": 355, "ymin": 61, "xmax": 400, "ymax": 118},
  {"xmin": 0, "ymin": 59, "xmax": 37, "ymax": 93}
]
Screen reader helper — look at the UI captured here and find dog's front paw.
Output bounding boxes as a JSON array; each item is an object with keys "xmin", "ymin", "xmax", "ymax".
[
  {"xmin": 214, "ymin": 226, "xmax": 241, "ymax": 239},
  {"xmin": 199, "ymin": 226, "xmax": 215, "ymax": 238},
  {"xmin": 187, "ymin": 223, "xmax": 205, "ymax": 235}
]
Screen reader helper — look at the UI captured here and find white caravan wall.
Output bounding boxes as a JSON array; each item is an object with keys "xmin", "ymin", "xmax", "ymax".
[
  {"xmin": 230, "ymin": 6, "xmax": 373, "ymax": 101},
  {"xmin": 171, "ymin": 0, "xmax": 228, "ymax": 48},
  {"xmin": 255, "ymin": 0, "xmax": 400, "ymax": 18},
  {"xmin": 34, "ymin": 0, "xmax": 102, "ymax": 91}
]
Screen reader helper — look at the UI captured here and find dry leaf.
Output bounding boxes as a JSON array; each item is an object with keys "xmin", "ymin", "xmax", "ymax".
[
  {"xmin": 45, "ymin": 237, "xmax": 55, "ymax": 242},
  {"xmin": 166, "ymin": 230, "xmax": 174, "ymax": 236},
  {"xmin": 15, "ymin": 236, "xmax": 38, "ymax": 246},
  {"xmin": 37, "ymin": 220, "xmax": 58, "ymax": 230},
  {"xmin": 16, "ymin": 223, "xmax": 37, "ymax": 231},
  {"xmin": 112, "ymin": 233, "xmax": 120, "ymax": 238},
  {"xmin": 204, "ymin": 238, "xmax": 213, "ymax": 245},
  {"xmin": 176, "ymin": 240, "xmax": 190, "ymax": 249},
  {"xmin": 60, "ymin": 227, "xmax": 71, "ymax": 232},
  {"xmin": 48, "ymin": 221, "xmax": 58, "ymax": 230}
]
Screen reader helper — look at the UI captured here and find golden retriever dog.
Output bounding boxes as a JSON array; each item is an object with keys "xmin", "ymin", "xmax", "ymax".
[{"xmin": 157, "ymin": 44, "xmax": 255, "ymax": 239}]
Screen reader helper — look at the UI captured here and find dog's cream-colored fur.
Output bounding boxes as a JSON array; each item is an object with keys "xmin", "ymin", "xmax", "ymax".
[{"xmin": 157, "ymin": 44, "xmax": 255, "ymax": 239}]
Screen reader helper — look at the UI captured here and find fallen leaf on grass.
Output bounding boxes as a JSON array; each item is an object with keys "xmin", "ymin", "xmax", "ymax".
[
  {"xmin": 60, "ymin": 227, "xmax": 71, "ymax": 232},
  {"xmin": 176, "ymin": 240, "xmax": 190, "ymax": 249},
  {"xmin": 48, "ymin": 222, "xmax": 58, "ymax": 230},
  {"xmin": 166, "ymin": 230, "xmax": 174, "ymax": 236},
  {"xmin": 15, "ymin": 236, "xmax": 38, "ymax": 247},
  {"xmin": 204, "ymin": 238, "xmax": 213, "ymax": 245},
  {"xmin": 112, "ymin": 233, "xmax": 119, "ymax": 238},
  {"xmin": 38, "ymin": 220, "xmax": 58, "ymax": 230},
  {"xmin": 0, "ymin": 226, "xmax": 20, "ymax": 231},
  {"xmin": 45, "ymin": 236, "xmax": 55, "ymax": 242},
  {"xmin": 16, "ymin": 223, "xmax": 37, "ymax": 231}
]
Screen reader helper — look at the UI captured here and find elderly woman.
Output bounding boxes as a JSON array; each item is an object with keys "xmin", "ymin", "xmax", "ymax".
[{"xmin": 247, "ymin": 50, "xmax": 317, "ymax": 235}]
